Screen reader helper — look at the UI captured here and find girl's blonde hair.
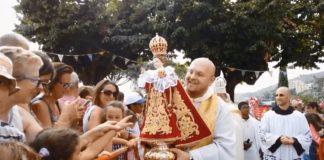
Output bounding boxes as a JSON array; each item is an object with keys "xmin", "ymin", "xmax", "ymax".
[
  {"xmin": 0, "ymin": 141, "xmax": 41, "ymax": 160},
  {"xmin": 103, "ymin": 101, "xmax": 126, "ymax": 118}
]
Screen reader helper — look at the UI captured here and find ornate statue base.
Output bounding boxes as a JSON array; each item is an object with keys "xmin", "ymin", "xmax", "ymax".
[{"xmin": 144, "ymin": 141, "xmax": 175, "ymax": 160}]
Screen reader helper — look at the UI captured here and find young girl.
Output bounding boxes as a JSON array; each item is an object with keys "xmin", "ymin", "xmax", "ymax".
[
  {"xmin": 30, "ymin": 116, "xmax": 133, "ymax": 160},
  {"xmin": 0, "ymin": 141, "xmax": 41, "ymax": 160},
  {"xmin": 101, "ymin": 101, "xmax": 137, "ymax": 160}
]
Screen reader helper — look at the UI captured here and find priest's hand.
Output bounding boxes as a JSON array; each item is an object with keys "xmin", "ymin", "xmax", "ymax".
[
  {"xmin": 286, "ymin": 137, "xmax": 295, "ymax": 145},
  {"xmin": 243, "ymin": 139, "xmax": 252, "ymax": 150},
  {"xmin": 280, "ymin": 136, "xmax": 294, "ymax": 145},
  {"xmin": 169, "ymin": 148, "xmax": 190, "ymax": 160}
]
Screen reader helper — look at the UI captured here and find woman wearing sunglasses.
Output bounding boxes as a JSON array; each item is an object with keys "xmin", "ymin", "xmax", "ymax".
[
  {"xmin": 83, "ymin": 79, "xmax": 119, "ymax": 132},
  {"xmin": 31, "ymin": 62, "xmax": 73, "ymax": 128}
]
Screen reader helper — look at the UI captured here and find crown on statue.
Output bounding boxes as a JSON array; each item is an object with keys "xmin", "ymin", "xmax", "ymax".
[{"xmin": 149, "ymin": 33, "xmax": 168, "ymax": 56}]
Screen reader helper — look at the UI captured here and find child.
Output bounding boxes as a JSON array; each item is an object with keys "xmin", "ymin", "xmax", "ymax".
[
  {"xmin": 0, "ymin": 141, "xmax": 41, "ymax": 160},
  {"xmin": 102, "ymin": 101, "xmax": 137, "ymax": 160},
  {"xmin": 30, "ymin": 117, "xmax": 132, "ymax": 160}
]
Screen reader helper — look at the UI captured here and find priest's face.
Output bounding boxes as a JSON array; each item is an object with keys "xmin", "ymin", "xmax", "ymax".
[
  {"xmin": 185, "ymin": 58, "xmax": 215, "ymax": 98},
  {"xmin": 275, "ymin": 87, "xmax": 290, "ymax": 107}
]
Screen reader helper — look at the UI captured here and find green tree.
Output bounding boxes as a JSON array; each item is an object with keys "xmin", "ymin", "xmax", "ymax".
[
  {"xmin": 15, "ymin": 0, "xmax": 323, "ymax": 101},
  {"xmin": 15, "ymin": 0, "xmax": 154, "ymax": 84}
]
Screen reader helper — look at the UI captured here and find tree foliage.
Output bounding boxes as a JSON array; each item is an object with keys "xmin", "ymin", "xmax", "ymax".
[
  {"xmin": 15, "ymin": 0, "xmax": 324, "ymax": 100},
  {"xmin": 15, "ymin": 0, "xmax": 155, "ymax": 84}
]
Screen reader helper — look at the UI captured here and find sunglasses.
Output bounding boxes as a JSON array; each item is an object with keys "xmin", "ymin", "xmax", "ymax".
[
  {"xmin": 36, "ymin": 79, "xmax": 51, "ymax": 87},
  {"xmin": 101, "ymin": 90, "xmax": 118, "ymax": 97},
  {"xmin": 58, "ymin": 81, "xmax": 72, "ymax": 89}
]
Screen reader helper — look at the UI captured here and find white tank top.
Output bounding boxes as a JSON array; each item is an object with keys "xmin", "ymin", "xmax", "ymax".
[{"xmin": 0, "ymin": 106, "xmax": 26, "ymax": 143}]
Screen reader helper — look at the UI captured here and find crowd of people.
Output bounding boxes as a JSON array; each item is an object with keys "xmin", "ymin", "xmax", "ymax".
[{"xmin": 0, "ymin": 32, "xmax": 323, "ymax": 160}]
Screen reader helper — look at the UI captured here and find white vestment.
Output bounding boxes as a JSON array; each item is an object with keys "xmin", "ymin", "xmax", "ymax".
[
  {"xmin": 227, "ymin": 102, "xmax": 244, "ymax": 160},
  {"xmin": 242, "ymin": 116, "xmax": 261, "ymax": 160},
  {"xmin": 259, "ymin": 106, "xmax": 311, "ymax": 160},
  {"xmin": 189, "ymin": 88, "xmax": 236, "ymax": 160}
]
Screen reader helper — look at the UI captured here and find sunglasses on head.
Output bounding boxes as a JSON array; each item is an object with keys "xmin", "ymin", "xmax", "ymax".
[{"xmin": 101, "ymin": 90, "xmax": 118, "ymax": 97}]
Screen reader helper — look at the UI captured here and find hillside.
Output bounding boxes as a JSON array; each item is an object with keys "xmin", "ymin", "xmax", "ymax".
[{"xmin": 235, "ymin": 71, "xmax": 324, "ymax": 102}]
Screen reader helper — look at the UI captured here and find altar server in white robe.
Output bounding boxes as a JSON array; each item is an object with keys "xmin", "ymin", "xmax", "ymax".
[
  {"xmin": 259, "ymin": 87, "xmax": 311, "ymax": 160},
  {"xmin": 214, "ymin": 76, "xmax": 244, "ymax": 160},
  {"xmin": 170, "ymin": 58, "xmax": 236, "ymax": 160},
  {"xmin": 238, "ymin": 101, "xmax": 261, "ymax": 160}
]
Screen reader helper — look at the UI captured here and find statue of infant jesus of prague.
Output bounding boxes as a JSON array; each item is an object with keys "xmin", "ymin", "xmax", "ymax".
[{"xmin": 138, "ymin": 34, "xmax": 211, "ymax": 155}]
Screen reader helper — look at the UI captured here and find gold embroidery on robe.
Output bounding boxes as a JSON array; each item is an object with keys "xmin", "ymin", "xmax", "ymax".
[
  {"xmin": 173, "ymin": 89, "xmax": 199, "ymax": 140},
  {"xmin": 192, "ymin": 95, "xmax": 219, "ymax": 149},
  {"xmin": 142, "ymin": 86, "xmax": 172, "ymax": 135}
]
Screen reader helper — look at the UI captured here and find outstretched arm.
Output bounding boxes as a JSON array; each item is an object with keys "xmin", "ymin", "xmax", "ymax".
[{"xmin": 79, "ymin": 116, "xmax": 133, "ymax": 160}]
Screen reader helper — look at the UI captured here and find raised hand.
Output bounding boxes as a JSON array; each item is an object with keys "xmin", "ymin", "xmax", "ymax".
[
  {"xmin": 115, "ymin": 115, "xmax": 134, "ymax": 131},
  {"xmin": 56, "ymin": 97, "xmax": 83, "ymax": 127}
]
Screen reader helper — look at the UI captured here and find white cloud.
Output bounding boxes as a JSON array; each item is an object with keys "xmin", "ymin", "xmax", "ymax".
[{"xmin": 0, "ymin": 1, "xmax": 19, "ymax": 35}]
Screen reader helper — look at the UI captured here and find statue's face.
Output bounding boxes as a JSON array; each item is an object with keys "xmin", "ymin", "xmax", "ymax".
[{"xmin": 153, "ymin": 57, "xmax": 163, "ymax": 69}]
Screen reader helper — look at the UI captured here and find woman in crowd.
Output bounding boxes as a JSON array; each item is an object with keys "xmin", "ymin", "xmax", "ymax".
[
  {"xmin": 31, "ymin": 62, "xmax": 73, "ymax": 128},
  {"xmin": 304, "ymin": 113, "xmax": 324, "ymax": 160},
  {"xmin": 83, "ymin": 79, "xmax": 119, "ymax": 132},
  {"xmin": 32, "ymin": 50, "xmax": 55, "ymax": 96}
]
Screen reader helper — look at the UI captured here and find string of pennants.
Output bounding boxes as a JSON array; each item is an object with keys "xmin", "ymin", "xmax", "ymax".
[
  {"xmin": 44, "ymin": 50, "xmax": 281, "ymax": 77},
  {"xmin": 224, "ymin": 66, "xmax": 274, "ymax": 78},
  {"xmin": 45, "ymin": 51, "xmax": 137, "ymax": 65}
]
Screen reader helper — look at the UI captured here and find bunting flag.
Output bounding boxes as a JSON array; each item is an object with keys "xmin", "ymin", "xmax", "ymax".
[
  {"xmin": 241, "ymin": 70, "xmax": 246, "ymax": 77},
  {"xmin": 112, "ymin": 55, "xmax": 117, "ymax": 61},
  {"xmin": 255, "ymin": 71, "xmax": 261, "ymax": 78},
  {"xmin": 224, "ymin": 66, "xmax": 268, "ymax": 79},
  {"xmin": 124, "ymin": 58, "xmax": 130, "ymax": 64},
  {"xmin": 73, "ymin": 55, "xmax": 78, "ymax": 61},
  {"xmin": 45, "ymin": 50, "xmax": 137, "ymax": 65},
  {"xmin": 58, "ymin": 54, "xmax": 64, "ymax": 62},
  {"xmin": 87, "ymin": 54, "xmax": 93, "ymax": 61}
]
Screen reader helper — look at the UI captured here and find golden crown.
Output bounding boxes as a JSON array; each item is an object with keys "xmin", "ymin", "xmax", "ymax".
[{"xmin": 149, "ymin": 33, "xmax": 168, "ymax": 56}]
